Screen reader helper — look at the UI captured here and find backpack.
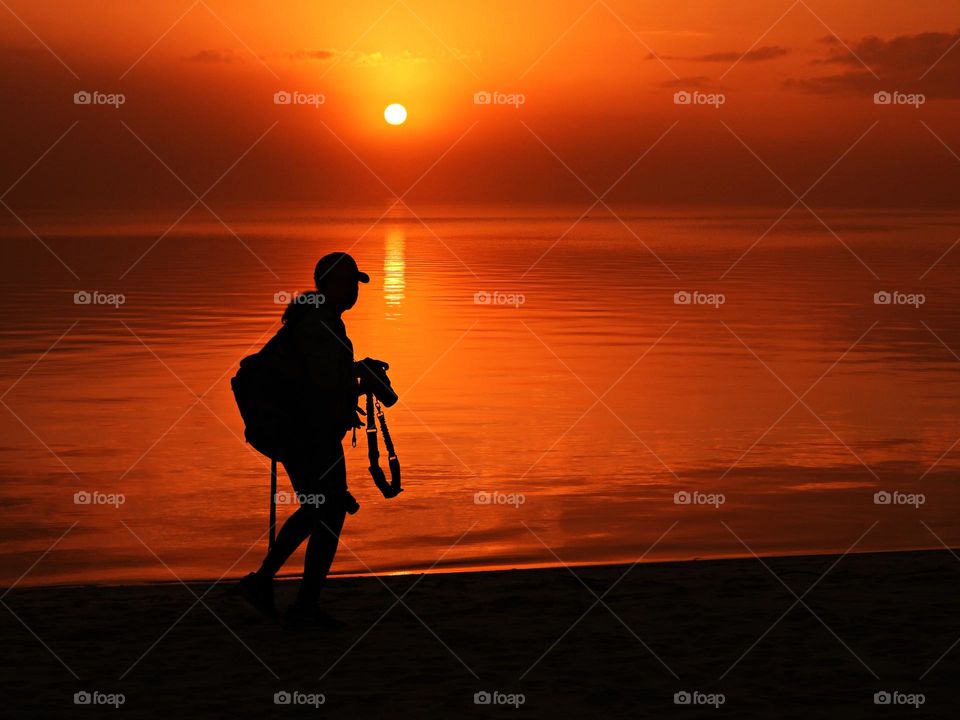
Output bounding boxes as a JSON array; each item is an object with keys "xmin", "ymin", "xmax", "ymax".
[{"xmin": 230, "ymin": 352, "xmax": 299, "ymax": 460}]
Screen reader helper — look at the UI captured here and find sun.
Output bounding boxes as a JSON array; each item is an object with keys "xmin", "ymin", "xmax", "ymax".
[{"xmin": 384, "ymin": 103, "xmax": 407, "ymax": 126}]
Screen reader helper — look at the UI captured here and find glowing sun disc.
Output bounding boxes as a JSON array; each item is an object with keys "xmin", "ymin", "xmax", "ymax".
[{"xmin": 384, "ymin": 103, "xmax": 407, "ymax": 125}]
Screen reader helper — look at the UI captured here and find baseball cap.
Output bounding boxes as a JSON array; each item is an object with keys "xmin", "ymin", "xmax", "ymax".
[{"xmin": 313, "ymin": 252, "xmax": 370, "ymax": 286}]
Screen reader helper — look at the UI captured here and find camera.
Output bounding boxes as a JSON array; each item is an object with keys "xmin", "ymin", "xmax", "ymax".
[{"xmin": 355, "ymin": 357, "xmax": 398, "ymax": 407}]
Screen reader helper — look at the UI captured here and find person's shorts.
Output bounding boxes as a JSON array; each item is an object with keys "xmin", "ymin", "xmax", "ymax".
[{"xmin": 281, "ymin": 436, "xmax": 347, "ymax": 512}]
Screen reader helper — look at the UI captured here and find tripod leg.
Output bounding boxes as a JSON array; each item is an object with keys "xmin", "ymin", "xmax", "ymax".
[{"xmin": 269, "ymin": 458, "xmax": 277, "ymax": 550}]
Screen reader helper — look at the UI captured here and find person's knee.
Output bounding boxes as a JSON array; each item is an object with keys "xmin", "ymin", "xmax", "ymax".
[{"xmin": 309, "ymin": 504, "xmax": 348, "ymax": 536}]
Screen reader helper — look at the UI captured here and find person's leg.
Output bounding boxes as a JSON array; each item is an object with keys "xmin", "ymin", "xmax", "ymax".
[
  {"xmin": 241, "ymin": 439, "xmax": 341, "ymax": 619},
  {"xmin": 294, "ymin": 501, "xmax": 347, "ymax": 608},
  {"xmin": 254, "ymin": 505, "xmax": 312, "ymax": 580},
  {"xmin": 254, "ymin": 451, "xmax": 325, "ymax": 580},
  {"xmin": 292, "ymin": 439, "xmax": 348, "ymax": 609}
]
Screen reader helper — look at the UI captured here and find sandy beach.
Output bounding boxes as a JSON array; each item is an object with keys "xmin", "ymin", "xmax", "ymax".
[{"xmin": 2, "ymin": 548, "xmax": 958, "ymax": 718}]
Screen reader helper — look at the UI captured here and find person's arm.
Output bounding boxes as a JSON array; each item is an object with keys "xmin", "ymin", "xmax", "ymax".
[
  {"xmin": 298, "ymin": 326, "xmax": 349, "ymax": 397},
  {"xmin": 294, "ymin": 321, "xmax": 360, "ymax": 434}
]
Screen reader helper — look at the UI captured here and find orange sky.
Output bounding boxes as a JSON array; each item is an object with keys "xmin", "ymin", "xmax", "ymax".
[{"xmin": 1, "ymin": 0, "xmax": 959, "ymax": 212}]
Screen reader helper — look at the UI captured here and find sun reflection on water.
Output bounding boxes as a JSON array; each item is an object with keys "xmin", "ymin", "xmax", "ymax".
[{"xmin": 384, "ymin": 227, "xmax": 406, "ymax": 318}]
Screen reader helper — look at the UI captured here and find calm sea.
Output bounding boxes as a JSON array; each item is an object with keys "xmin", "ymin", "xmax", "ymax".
[{"xmin": 1, "ymin": 205, "xmax": 958, "ymax": 586}]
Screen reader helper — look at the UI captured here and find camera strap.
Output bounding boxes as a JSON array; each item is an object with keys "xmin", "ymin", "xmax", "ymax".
[{"xmin": 365, "ymin": 392, "xmax": 402, "ymax": 497}]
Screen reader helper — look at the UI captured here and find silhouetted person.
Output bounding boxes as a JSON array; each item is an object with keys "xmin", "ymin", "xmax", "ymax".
[{"xmin": 237, "ymin": 252, "xmax": 381, "ymax": 628}]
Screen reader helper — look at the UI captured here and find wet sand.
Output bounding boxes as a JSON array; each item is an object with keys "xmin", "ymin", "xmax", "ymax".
[{"xmin": 2, "ymin": 548, "xmax": 958, "ymax": 718}]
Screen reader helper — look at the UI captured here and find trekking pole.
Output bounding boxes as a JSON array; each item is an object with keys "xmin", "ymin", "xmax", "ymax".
[{"xmin": 269, "ymin": 458, "xmax": 277, "ymax": 550}]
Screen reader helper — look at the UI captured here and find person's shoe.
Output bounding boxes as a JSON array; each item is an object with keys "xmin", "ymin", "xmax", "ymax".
[
  {"xmin": 237, "ymin": 572, "xmax": 278, "ymax": 620},
  {"xmin": 283, "ymin": 603, "xmax": 346, "ymax": 630}
]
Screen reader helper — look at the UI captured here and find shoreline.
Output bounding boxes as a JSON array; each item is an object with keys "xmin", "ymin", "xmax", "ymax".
[{"xmin": 3, "ymin": 544, "xmax": 951, "ymax": 593}]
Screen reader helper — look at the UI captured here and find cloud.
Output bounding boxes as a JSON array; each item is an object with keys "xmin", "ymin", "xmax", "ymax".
[
  {"xmin": 692, "ymin": 45, "xmax": 789, "ymax": 62},
  {"xmin": 789, "ymin": 29, "xmax": 960, "ymax": 98},
  {"xmin": 191, "ymin": 46, "xmax": 471, "ymax": 69},
  {"xmin": 815, "ymin": 30, "xmax": 958, "ymax": 70},
  {"xmin": 287, "ymin": 49, "xmax": 337, "ymax": 61},
  {"xmin": 183, "ymin": 49, "xmax": 244, "ymax": 64},
  {"xmin": 648, "ymin": 45, "xmax": 789, "ymax": 63},
  {"xmin": 282, "ymin": 47, "xmax": 478, "ymax": 67}
]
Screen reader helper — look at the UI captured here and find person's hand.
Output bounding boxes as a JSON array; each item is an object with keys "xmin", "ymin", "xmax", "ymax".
[{"xmin": 350, "ymin": 405, "xmax": 364, "ymax": 428}]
